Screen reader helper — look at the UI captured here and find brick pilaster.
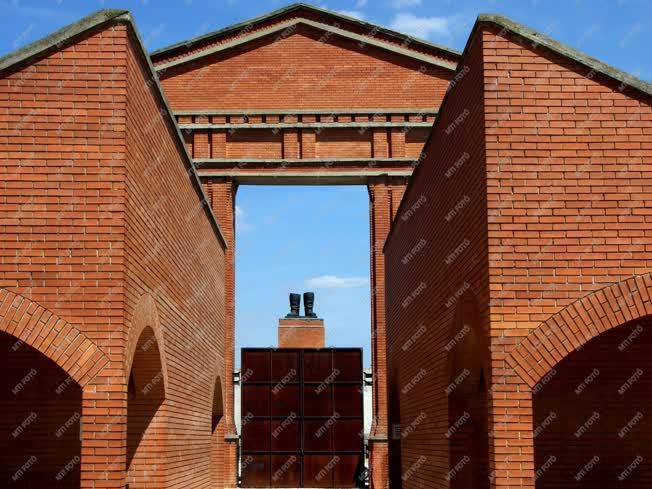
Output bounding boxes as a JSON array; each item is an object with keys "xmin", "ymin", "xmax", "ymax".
[
  {"xmin": 206, "ymin": 177, "xmax": 239, "ymax": 486},
  {"xmin": 368, "ymin": 176, "xmax": 407, "ymax": 489}
]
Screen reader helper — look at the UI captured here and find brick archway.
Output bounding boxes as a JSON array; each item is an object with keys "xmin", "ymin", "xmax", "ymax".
[
  {"xmin": 0, "ymin": 288, "xmax": 109, "ymax": 387},
  {"xmin": 493, "ymin": 273, "xmax": 652, "ymax": 488},
  {"xmin": 447, "ymin": 291, "xmax": 490, "ymax": 489},
  {"xmin": 126, "ymin": 295, "xmax": 168, "ymax": 489},
  {"xmin": 0, "ymin": 288, "xmax": 113, "ymax": 487},
  {"xmin": 211, "ymin": 365, "xmax": 226, "ymax": 487},
  {"xmin": 505, "ymin": 273, "xmax": 652, "ymax": 389},
  {"xmin": 448, "ymin": 291, "xmax": 490, "ymax": 385},
  {"xmin": 125, "ymin": 293, "xmax": 168, "ymax": 388}
]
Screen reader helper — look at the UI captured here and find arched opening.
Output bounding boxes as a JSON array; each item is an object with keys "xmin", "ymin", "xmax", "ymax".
[
  {"xmin": 211, "ymin": 375, "xmax": 225, "ymax": 486},
  {"xmin": 448, "ymin": 369, "xmax": 489, "ymax": 489},
  {"xmin": 388, "ymin": 368, "xmax": 403, "ymax": 488},
  {"xmin": 0, "ymin": 330, "xmax": 83, "ymax": 487},
  {"xmin": 447, "ymin": 294, "xmax": 489, "ymax": 489},
  {"xmin": 127, "ymin": 326, "xmax": 166, "ymax": 488},
  {"xmin": 533, "ymin": 315, "xmax": 652, "ymax": 488},
  {"xmin": 212, "ymin": 376, "xmax": 224, "ymax": 433}
]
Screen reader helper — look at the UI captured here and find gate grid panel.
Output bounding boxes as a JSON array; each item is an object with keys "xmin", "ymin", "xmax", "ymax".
[{"xmin": 241, "ymin": 348, "xmax": 364, "ymax": 487}]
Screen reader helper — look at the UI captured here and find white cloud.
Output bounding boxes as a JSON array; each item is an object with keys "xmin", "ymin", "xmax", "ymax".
[
  {"xmin": 235, "ymin": 205, "xmax": 255, "ymax": 232},
  {"xmin": 355, "ymin": 0, "xmax": 368, "ymax": 7},
  {"xmin": 305, "ymin": 275, "xmax": 370, "ymax": 289},
  {"xmin": 390, "ymin": 0, "xmax": 422, "ymax": 8},
  {"xmin": 337, "ymin": 9, "xmax": 365, "ymax": 19},
  {"xmin": 390, "ymin": 12, "xmax": 452, "ymax": 39}
]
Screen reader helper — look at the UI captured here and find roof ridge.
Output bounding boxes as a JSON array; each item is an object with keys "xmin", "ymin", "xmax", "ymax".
[
  {"xmin": 153, "ymin": 17, "xmax": 458, "ymax": 73},
  {"xmin": 149, "ymin": 2, "xmax": 461, "ymax": 60},
  {"xmin": 477, "ymin": 13, "xmax": 652, "ymax": 97},
  {"xmin": 0, "ymin": 9, "xmax": 128, "ymax": 73}
]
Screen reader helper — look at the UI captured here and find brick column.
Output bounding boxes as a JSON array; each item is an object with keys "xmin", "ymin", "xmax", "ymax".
[
  {"xmin": 367, "ymin": 176, "xmax": 407, "ymax": 489},
  {"xmin": 211, "ymin": 116, "xmax": 227, "ymax": 158},
  {"xmin": 390, "ymin": 115, "xmax": 407, "ymax": 158},
  {"xmin": 81, "ymin": 376, "xmax": 127, "ymax": 488},
  {"xmin": 283, "ymin": 129, "xmax": 300, "ymax": 159},
  {"xmin": 206, "ymin": 177, "xmax": 238, "ymax": 486}
]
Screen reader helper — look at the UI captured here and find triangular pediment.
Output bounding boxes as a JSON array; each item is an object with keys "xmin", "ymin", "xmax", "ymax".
[
  {"xmin": 155, "ymin": 20, "xmax": 458, "ymax": 111},
  {"xmin": 151, "ymin": 3, "xmax": 460, "ymax": 73}
]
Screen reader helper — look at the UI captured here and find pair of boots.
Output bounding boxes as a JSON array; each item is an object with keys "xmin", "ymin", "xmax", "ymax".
[{"xmin": 287, "ymin": 292, "xmax": 317, "ymax": 318}]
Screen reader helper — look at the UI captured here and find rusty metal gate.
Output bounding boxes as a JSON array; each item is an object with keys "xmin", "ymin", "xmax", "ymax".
[{"xmin": 241, "ymin": 348, "xmax": 364, "ymax": 487}]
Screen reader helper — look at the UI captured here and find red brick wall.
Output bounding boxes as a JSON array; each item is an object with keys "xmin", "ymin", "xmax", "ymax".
[
  {"xmin": 0, "ymin": 25, "xmax": 129, "ymax": 487},
  {"xmin": 0, "ymin": 18, "xmax": 228, "ymax": 488},
  {"xmin": 316, "ymin": 129, "xmax": 372, "ymax": 158},
  {"xmin": 124, "ymin": 30, "xmax": 227, "ymax": 489},
  {"xmin": 384, "ymin": 34, "xmax": 489, "ymax": 488},
  {"xmin": 159, "ymin": 26, "xmax": 451, "ymax": 111},
  {"xmin": 205, "ymin": 177, "xmax": 238, "ymax": 487},
  {"xmin": 483, "ymin": 26, "xmax": 652, "ymax": 487},
  {"xmin": 0, "ymin": 25, "xmax": 127, "ymax": 366},
  {"xmin": 227, "ymin": 130, "xmax": 283, "ymax": 159},
  {"xmin": 385, "ymin": 21, "xmax": 652, "ymax": 489},
  {"xmin": 483, "ymin": 25, "xmax": 652, "ymax": 349}
]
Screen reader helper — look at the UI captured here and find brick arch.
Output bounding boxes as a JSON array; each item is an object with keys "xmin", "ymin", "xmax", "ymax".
[
  {"xmin": 211, "ymin": 361, "xmax": 224, "ymax": 432},
  {"xmin": 447, "ymin": 290, "xmax": 490, "ymax": 489},
  {"xmin": 0, "ymin": 288, "xmax": 109, "ymax": 388},
  {"xmin": 125, "ymin": 292, "xmax": 168, "ymax": 387},
  {"xmin": 505, "ymin": 273, "xmax": 652, "ymax": 389},
  {"xmin": 210, "ymin": 357, "xmax": 226, "ymax": 487},
  {"xmin": 448, "ymin": 290, "xmax": 490, "ymax": 387}
]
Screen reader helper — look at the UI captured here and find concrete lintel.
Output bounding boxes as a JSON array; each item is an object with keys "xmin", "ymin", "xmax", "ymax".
[
  {"xmin": 155, "ymin": 18, "xmax": 457, "ymax": 72},
  {"xmin": 174, "ymin": 108, "xmax": 439, "ymax": 116},
  {"xmin": 179, "ymin": 121, "xmax": 433, "ymax": 130},
  {"xmin": 195, "ymin": 170, "xmax": 413, "ymax": 185},
  {"xmin": 194, "ymin": 157, "xmax": 416, "ymax": 165},
  {"xmin": 367, "ymin": 434, "xmax": 388, "ymax": 442}
]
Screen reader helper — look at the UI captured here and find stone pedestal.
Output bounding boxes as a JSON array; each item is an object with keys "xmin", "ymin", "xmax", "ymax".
[{"xmin": 278, "ymin": 317, "xmax": 325, "ymax": 348}]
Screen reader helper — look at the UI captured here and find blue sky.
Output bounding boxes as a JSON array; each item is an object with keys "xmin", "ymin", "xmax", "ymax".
[
  {"xmin": 1, "ymin": 0, "xmax": 650, "ymax": 366},
  {"xmin": 235, "ymin": 186, "xmax": 371, "ymax": 364}
]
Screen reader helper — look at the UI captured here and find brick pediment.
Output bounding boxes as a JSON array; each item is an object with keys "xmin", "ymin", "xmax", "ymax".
[
  {"xmin": 157, "ymin": 22, "xmax": 455, "ymax": 111},
  {"xmin": 151, "ymin": 3, "xmax": 459, "ymax": 72}
]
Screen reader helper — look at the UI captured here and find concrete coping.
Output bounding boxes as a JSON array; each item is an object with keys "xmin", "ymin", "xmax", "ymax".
[
  {"xmin": 178, "ymin": 121, "xmax": 433, "ymax": 130},
  {"xmin": 154, "ymin": 17, "xmax": 458, "ymax": 72},
  {"xmin": 477, "ymin": 13, "xmax": 652, "ymax": 97},
  {"xmin": 279, "ymin": 317, "xmax": 325, "ymax": 323},
  {"xmin": 150, "ymin": 2, "xmax": 461, "ymax": 60}
]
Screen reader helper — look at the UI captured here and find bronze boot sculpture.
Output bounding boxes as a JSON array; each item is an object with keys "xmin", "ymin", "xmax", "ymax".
[
  {"xmin": 286, "ymin": 293, "xmax": 301, "ymax": 317},
  {"xmin": 303, "ymin": 292, "xmax": 317, "ymax": 318}
]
